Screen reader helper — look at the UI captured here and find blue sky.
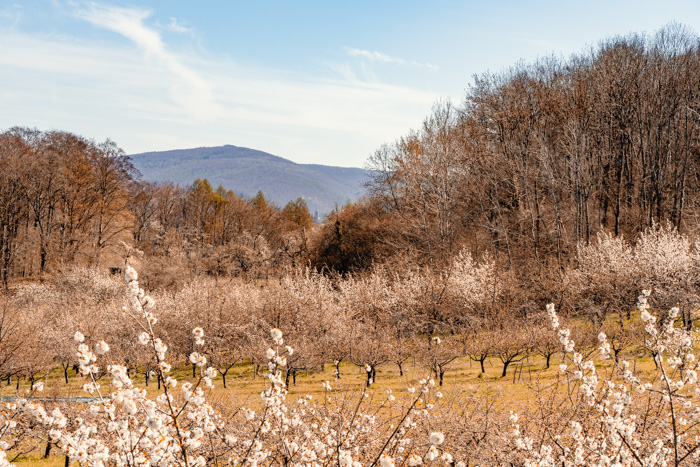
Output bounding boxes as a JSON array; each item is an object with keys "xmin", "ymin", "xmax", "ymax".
[{"xmin": 1, "ymin": 1, "xmax": 699, "ymax": 167}]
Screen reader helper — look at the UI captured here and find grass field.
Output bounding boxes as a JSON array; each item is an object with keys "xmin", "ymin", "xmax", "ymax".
[{"xmin": 5, "ymin": 343, "xmax": 661, "ymax": 465}]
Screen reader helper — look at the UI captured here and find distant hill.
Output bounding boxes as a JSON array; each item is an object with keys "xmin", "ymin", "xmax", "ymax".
[{"xmin": 129, "ymin": 145, "xmax": 369, "ymax": 216}]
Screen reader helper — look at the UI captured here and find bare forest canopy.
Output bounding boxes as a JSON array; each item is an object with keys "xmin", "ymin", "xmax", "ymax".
[
  {"xmin": 0, "ymin": 127, "xmax": 316, "ymax": 289},
  {"xmin": 358, "ymin": 23, "xmax": 700, "ymax": 273},
  {"xmin": 1, "ymin": 24, "xmax": 700, "ymax": 291}
]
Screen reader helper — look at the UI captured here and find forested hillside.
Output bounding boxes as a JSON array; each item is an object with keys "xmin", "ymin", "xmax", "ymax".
[
  {"xmin": 130, "ymin": 145, "xmax": 367, "ymax": 216},
  {"xmin": 320, "ymin": 24, "xmax": 700, "ymax": 273},
  {"xmin": 2, "ymin": 25, "xmax": 700, "ymax": 292}
]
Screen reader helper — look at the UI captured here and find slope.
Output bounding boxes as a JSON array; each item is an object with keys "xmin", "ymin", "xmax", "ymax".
[{"xmin": 129, "ymin": 145, "xmax": 368, "ymax": 216}]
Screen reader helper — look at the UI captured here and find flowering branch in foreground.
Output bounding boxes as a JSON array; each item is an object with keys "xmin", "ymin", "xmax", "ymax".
[
  {"xmin": 512, "ymin": 292, "xmax": 700, "ymax": 466},
  {"xmin": 0, "ymin": 266, "xmax": 457, "ymax": 467}
]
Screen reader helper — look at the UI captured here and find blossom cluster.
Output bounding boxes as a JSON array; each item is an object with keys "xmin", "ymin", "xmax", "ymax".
[
  {"xmin": 0, "ymin": 265, "xmax": 460, "ymax": 467},
  {"xmin": 512, "ymin": 294, "xmax": 700, "ymax": 466},
  {"xmin": 9, "ymin": 263, "xmax": 700, "ymax": 466}
]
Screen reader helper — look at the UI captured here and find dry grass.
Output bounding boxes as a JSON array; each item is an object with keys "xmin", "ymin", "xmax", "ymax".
[
  {"xmin": 8, "ymin": 345, "xmax": 665, "ymax": 465},
  {"xmin": 2, "ymin": 351, "xmax": 660, "ymax": 403},
  {"xmin": 10, "ymin": 455, "xmax": 70, "ymax": 466}
]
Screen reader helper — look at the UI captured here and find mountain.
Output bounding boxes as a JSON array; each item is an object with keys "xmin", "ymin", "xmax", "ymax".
[{"xmin": 129, "ymin": 145, "xmax": 369, "ymax": 216}]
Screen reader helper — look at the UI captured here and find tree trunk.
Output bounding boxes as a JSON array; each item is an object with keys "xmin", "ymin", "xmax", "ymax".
[
  {"xmin": 365, "ymin": 367, "xmax": 373, "ymax": 387},
  {"xmin": 501, "ymin": 361, "xmax": 511, "ymax": 378},
  {"xmin": 40, "ymin": 246, "xmax": 47, "ymax": 273}
]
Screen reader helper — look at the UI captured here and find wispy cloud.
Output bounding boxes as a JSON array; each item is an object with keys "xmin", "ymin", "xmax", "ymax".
[
  {"xmin": 345, "ymin": 47, "xmax": 438, "ymax": 70},
  {"xmin": 73, "ymin": 2, "xmax": 222, "ymax": 120},
  {"xmin": 161, "ymin": 17, "xmax": 194, "ymax": 34},
  {"xmin": 0, "ymin": 4, "xmax": 23, "ymax": 28},
  {"xmin": 0, "ymin": 29, "xmax": 438, "ymax": 165},
  {"xmin": 0, "ymin": 3, "xmax": 440, "ymax": 167}
]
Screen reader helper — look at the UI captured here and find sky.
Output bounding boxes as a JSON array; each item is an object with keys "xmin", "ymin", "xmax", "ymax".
[{"xmin": 1, "ymin": 1, "xmax": 699, "ymax": 168}]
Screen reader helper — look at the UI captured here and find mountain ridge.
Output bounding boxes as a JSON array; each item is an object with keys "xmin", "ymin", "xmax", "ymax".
[{"xmin": 129, "ymin": 144, "xmax": 369, "ymax": 216}]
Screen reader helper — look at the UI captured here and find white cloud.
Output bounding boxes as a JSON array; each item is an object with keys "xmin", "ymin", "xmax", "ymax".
[
  {"xmin": 0, "ymin": 4, "xmax": 440, "ymax": 167},
  {"xmin": 345, "ymin": 47, "xmax": 438, "ymax": 70},
  {"xmin": 160, "ymin": 17, "xmax": 193, "ymax": 35},
  {"xmin": 73, "ymin": 2, "xmax": 222, "ymax": 120},
  {"xmin": 0, "ymin": 4, "xmax": 23, "ymax": 28}
]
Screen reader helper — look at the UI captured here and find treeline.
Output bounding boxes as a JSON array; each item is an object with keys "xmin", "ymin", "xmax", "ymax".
[
  {"xmin": 2, "ymin": 224, "xmax": 699, "ymax": 389},
  {"xmin": 4, "ymin": 24, "xmax": 700, "ymax": 296},
  {"xmin": 318, "ymin": 24, "xmax": 700, "ymax": 273},
  {"xmin": 128, "ymin": 178, "xmax": 313, "ymax": 287},
  {"xmin": 0, "ymin": 127, "xmax": 314, "ymax": 289},
  {"xmin": 0, "ymin": 128, "xmax": 134, "ymax": 287}
]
